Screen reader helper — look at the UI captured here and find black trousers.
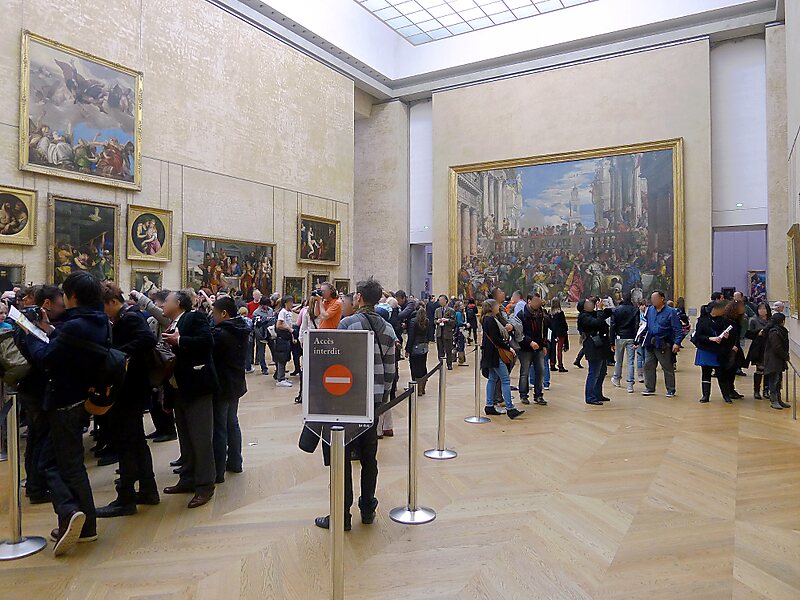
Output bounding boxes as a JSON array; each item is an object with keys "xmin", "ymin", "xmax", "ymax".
[
  {"xmin": 173, "ymin": 393, "xmax": 216, "ymax": 494},
  {"xmin": 148, "ymin": 387, "xmax": 176, "ymax": 437},
  {"xmin": 19, "ymin": 391, "xmax": 48, "ymax": 499},
  {"xmin": 323, "ymin": 422, "xmax": 379, "ymax": 515},
  {"xmin": 39, "ymin": 403, "xmax": 96, "ymax": 536},
  {"xmin": 409, "ymin": 353, "xmax": 429, "ymax": 381},
  {"xmin": 110, "ymin": 397, "xmax": 157, "ymax": 504},
  {"xmin": 717, "ymin": 366, "xmax": 737, "ymax": 399}
]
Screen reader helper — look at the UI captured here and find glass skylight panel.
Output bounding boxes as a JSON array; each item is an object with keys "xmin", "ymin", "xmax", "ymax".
[{"xmin": 357, "ymin": 0, "xmax": 596, "ymax": 44}]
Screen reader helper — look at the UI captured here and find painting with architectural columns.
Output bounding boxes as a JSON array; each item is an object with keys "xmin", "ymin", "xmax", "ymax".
[{"xmin": 451, "ymin": 139, "xmax": 684, "ymax": 305}]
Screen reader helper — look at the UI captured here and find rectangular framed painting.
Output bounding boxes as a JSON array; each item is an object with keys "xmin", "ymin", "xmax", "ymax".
[
  {"xmin": 298, "ymin": 214, "xmax": 340, "ymax": 266},
  {"xmin": 748, "ymin": 270, "xmax": 767, "ymax": 304},
  {"xmin": 308, "ymin": 271, "xmax": 329, "ymax": 294},
  {"xmin": 48, "ymin": 195, "xmax": 118, "ymax": 285},
  {"xmin": 0, "ymin": 264, "xmax": 26, "ymax": 293},
  {"xmin": 283, "ymin": 276, "xmax": 305, "ymax": 303},
  {"xmin": 0, "ymin": 184, "xmax": 36, "ymax": 246},
  {"xmin": 127, "ymin": 205, "xmax": 172, "ymax": 262},
  {"xmin": 131, "ymin": 268, "xmax": 162, "ymax": 296},
  {"xmin": 788, "ymin": 224, "xmax": 800, "ymax": 317},
  {"xmin": 184, "ymin": 234, "xmax": 274, "ymax": 300},
  {"xmin": 333, "ymin": 279, "xmax": 350, "ymax": 295},
  {"xmin": 449, "ymin": 139, "xmax": 684, "ymax": 305},
  {"xmin": 20, "ymin": 31, "xmax": 142, "ymax": 190}
]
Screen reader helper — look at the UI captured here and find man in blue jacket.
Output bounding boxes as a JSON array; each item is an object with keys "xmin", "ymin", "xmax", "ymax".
[
  {"xmin": 642, "ymin": 290, "xmax": 685, "ymax": 398},
  {"xmin": 26, "ymin": 271, "xmax": 110, "ymax": 556}
]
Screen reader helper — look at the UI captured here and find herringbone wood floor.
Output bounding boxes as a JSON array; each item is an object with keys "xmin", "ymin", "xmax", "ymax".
[{"xmin": 1, "ymin": 350, "xmax": 798, "ymax": 599}]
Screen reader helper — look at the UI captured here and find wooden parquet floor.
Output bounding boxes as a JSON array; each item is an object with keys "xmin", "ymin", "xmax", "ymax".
[{"xmin": 1, "ymin": 350, "xmax": 799, "ymax": 599}]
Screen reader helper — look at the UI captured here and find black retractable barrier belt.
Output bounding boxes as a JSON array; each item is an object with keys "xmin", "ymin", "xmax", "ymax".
[{"xmin": 376, "ymin": 360, "xmax": 442, "ymax": 416}]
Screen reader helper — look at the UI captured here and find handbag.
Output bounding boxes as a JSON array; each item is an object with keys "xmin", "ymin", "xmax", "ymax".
[
  {"xmin": 411, "ymin": 342, "xmax": 428, "ymax": 356},
  {"xmin": 590, "ymin": 334, "xmax": 606, "ymax": 349},
  {"xmin": 486, "ymin": 334, "xmax": 516, "ymax": 367},
  {"xmin": 146, "ymin": 340, "xmax": 176, "ymax": 387}
]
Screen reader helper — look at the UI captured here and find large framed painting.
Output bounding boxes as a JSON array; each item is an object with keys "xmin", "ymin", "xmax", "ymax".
[
  {"xmin": 283, "ymin": 276, "xmax": 305, "ymax": 303},
  {"xmin": 48, "ymin": 195, "xmax": 118, "ymax": 285},
  {"xmin": 131, "ymin": 268, "xmax": 162, "ymax": 296},
  {"xmin": 788, "ymin": 224, "xmax": 800, "ymax": 317},
  {"xmin": 184, "ymin": 234, "xmax": 274, "ymax": 299},
  {"xmin": 20, "ymin": 31, "xmax": 143, "ymax": 190},
  {"xmin": 0, "ymin": 265, "xmax": 26, "ymax": 293},
  {"xmin": 308, "ymin": 271, "xmax": 329, "ymax": 294},
  {"xmin": 333, "ymin": 279, "xmax": 350, "ymax": 295},
  {"xmin": 450, "ymin": 139, "xmax": 684, "ymax": 305},
  {"xmin": 748, "ymin": 270, "xmax": 767, "ymax": 304},
  {"xmin": 0, "ymin": 185, "xmax": 36, "ymax": 246},
  {"xmin": 298, "ymin": 214, "xmax": 340, "ymax": 266},
  {"xmin": 127, "ymin": 205, "xmax": 172, "ymax": 262}
]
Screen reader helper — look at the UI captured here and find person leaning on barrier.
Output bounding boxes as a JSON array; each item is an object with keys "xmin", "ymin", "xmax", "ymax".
[{"xmin": 315, "ymin": 277, "xmax": 397, "ymax": 532}]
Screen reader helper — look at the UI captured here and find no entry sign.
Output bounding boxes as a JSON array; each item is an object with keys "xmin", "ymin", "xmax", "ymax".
[{"xmin": 302, "ymin": 329, "xmax": 374, "ymax": 424}]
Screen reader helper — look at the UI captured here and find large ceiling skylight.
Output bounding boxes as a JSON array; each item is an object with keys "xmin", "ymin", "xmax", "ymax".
[{"xmin": 356, "ymin": 0, "xmax": 599, "ymax": 45}]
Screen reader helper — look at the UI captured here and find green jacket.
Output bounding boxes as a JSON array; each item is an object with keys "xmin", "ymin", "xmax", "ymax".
[{"xmin": 0, "ymin": 329, "xmax": 30, "ymax": 386}]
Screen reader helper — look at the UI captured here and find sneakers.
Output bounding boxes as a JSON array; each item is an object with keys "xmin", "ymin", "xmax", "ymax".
[
  {"xmin": 533, "ymin": 397, "xmax": 547, "ymax": 406},
  {"xmin": 521, "ymin": 398, "xmax": 530, "ymax": 405},
  {"xmin": 611, "ymin": 377, "xmax": 621, "ymax": 388},
  {"xmin": 543, "ymin": 384, "xmax": 550, "ymax": 391},
  {"xmin": 626, "ymin": 384, "xmax": 634, "ymax": 393},
  {"xmin": 641, "ymin": 390, "xmax": 655, "ymax": 396},
  {"xmin": 245, "ymin": 368, "xmax": 255, "ymax": 374},
  {"xmin": 51, "ymin": 511, "xmax": 87, "ymax": 557},
  {"xmin": 276, "ymin": 380, "xmax": 293, "ymax": 387},
  {"xmin": 638, "ymin": 374, "xmax": 644, "ymax": 383},
  {"xmin": 665, "ymin": 391, "xmax": 676, "ymax": 398}
]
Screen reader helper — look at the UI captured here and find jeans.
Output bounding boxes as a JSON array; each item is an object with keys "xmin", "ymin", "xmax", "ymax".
[
  {"xmin": 110, "ymin": 397, "xmax": 157, "ymax": 504},
  {"xmin": 544, "ymin": 355, "xmax": 551, "ymax": 387},
  {"xmin": 585, "ymin": 359, "xmax": 607, "ymax": 403},
  {"xmin": 644, "ymin": 346, "xmax": 676, "ymax": 394},
  {"xmin": 487, "ymin": 362, "xmax": 514, "ymax": 410},
  {"xmin": 255, "ymin": 341, "xmax": 269, "ymax": 374},
  {"xmin": 276, "ymin": 360, "xmax": 288, "ymax": 382},
  {"xmin": 636, "ymin": 345, "xmax": 645, "ymax": 370},
  {"xmin": 519, "ymin": 351, "xmax": 545, "ymax": 400},
  {"xmin": 613, "ymin": 338, "xmax": 636, "ymax": 384},
  {"xmin": 212, "ymin": 396, "xmax": 242, "ymax": 480},
  {"xmin": 19, "ymin": 391, "xmax": 48, "ymax": 499},
  {"xmin": 767, "ymin": 372, "xmax": 783, "ymax": 401},
  {"xmin": 40, "ymin": 403, "xmax": 96, "ymax": 536}
]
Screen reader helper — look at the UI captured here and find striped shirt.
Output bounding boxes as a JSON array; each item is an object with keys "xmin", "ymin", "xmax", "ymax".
[{"xmin": 338, "ymin": 309, "xmax": 397, "ymax": 406}]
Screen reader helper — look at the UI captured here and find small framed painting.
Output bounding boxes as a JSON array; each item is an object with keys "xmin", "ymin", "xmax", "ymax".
[
  {"xmin": 283, "ymin": 276, "xmax": 305, "ymax": 303},
  {"xmin": 308, "ymin": 271, "xmax": 329, "ymax": 294},
  {"xmin": 0, "ymin": 184, "xmax": 36, "ymax": 246},
  {"xmin": 748, "ymin": 271, "xmax": 766, "ymax": 304},
  {"xmin": 298, "ymin": 214, "xmax": 340, "ymax": 266},
  {"xmin": 127, "ymin": 205, "xmax": 172, "ymax": 262},
  {"xmin": 333, "ymin": 279, "xmax": 350, "ymax": 295},
  {"xmin": 0, "ymin": 264, "xmax": 26, "ymax": 293},
  {"xmin": 131, "ymin": 268, "xmax": 162, "ymax": 296}
]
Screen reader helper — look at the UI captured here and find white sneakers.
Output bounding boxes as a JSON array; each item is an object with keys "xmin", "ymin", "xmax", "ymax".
[
  {"xmin": 627, "ymin": 384, "xmax": 634, "ymax": 393},
  {"xmin": 611, "ymin": 377, "xmax": 621, "ymax": 388},
  {"xmin": 276, "ymin": 380, "xmax": 293, "ymax": 387}
]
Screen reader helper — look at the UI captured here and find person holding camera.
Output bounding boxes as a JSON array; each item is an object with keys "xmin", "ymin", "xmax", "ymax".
[
  {"xmin": 312, "ymin": 282, "xmax": 342, "ymax": 330},
  {"xmin": 26, "ymin": 272, "xmax": 110, "ymax": 555},
  {"xmin": 577, "ymin": 297, "xmax": 614, "ymax": 405}
]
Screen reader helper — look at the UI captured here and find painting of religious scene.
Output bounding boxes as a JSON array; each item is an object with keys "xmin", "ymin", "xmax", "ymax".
[
  {"xmin": 185, "ymin": 235, "xmax": 274, "ymax": 300},
  {"xmin": 132, "ymin": 269, "xmax": 162, "ymax": 297},
  {"xmin": 748, "ymin": 271, "xmax": 766, "ymax": 304},
  {"xmin": 308, "ymin": 272, "xmax": 330, "ymax": 294},
  {"xmin": 298, "ymin": 215, "xmax": 339, "ymax": 265},
  {"xmin": 0, "ymin": 185, "xmax": 36, "ymax": 246},
  {"xmin": 21, "ymin": 32, "xmax": 142, "ymax": 189},
  {"xmin": 50, "ymin": 196, "xmax": 117, "ymax": 285},
  {"xmin": 456, "ymin": 142, "xmax": 681, "ymax": 305},
  {"xmin": 127, "ymin": 205, "xmax": 171, "ymax": 262},
  {"xmin": 283, "ymin": 276, "xmax": 305, "ymax": 303}
]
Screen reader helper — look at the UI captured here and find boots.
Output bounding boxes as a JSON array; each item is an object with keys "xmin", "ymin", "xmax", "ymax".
[
  {"xmin": 699, "ymin": 381, "xmax": 711, "ymax": 403},
  {"xmin": 753, "ymin": 374, "xmax": 762, "ymax": 400},
  {"xmin": 457, "ymin": 352, "xmax": 468, "ymax": 366}
]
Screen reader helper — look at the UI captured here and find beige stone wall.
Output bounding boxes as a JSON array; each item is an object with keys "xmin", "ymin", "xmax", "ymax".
[
  {"xmin": 353, "ymin": 100, "xmax": 410, "ymax": 292},
  {"xmin": 784, "ymin": 2, "xmax": 800, "ymax": 348},
  {"xmin": 0, "ymin": 0, "xmax": 354, "ymax": 291},
  {"xmin": 431, "ymin": 39, "xmax": 713, "ymax": 311}
]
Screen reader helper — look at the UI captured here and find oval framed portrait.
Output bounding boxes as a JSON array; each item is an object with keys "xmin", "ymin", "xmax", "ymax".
[
  {"xmin": 0, "ymin": 186, "xmax": 36, "ymax": 246},
  {"xmin": 127, "ymin": 204, "xmax": 172, "ymax": 262}
]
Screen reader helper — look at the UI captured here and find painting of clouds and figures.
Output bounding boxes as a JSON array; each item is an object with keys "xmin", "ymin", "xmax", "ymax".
[{"xmin": 453, "ymin": 140, "xmax": 683, "ymax": 305}]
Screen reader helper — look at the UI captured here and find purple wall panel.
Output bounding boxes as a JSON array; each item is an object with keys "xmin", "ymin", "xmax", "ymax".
[{"xmin": 712, "ymin": 228, "xmax": 767, "ymax": 295}]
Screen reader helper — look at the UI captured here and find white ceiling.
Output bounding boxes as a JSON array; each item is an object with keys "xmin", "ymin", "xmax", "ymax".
[{"xmin": 355, "ymin": 0, "xmax": 598, "ymax": 45}]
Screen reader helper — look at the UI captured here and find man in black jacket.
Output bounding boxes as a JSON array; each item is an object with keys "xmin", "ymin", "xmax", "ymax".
[
  {"xmin": 610, "ymin": 293, "xmax": 640, "ymax": 393},
  {"xmin": 577, "ymin": 298, "xmax": 614, "ymax": 405},
  {"xmin": 211, "ymin": 296, "xmax": 249, "ymax": 483},
  {"xmin": 518, "ymin": 294, "xmax": 550, "ymax": 405},
  {"xmin": 27, "ymin": 272, "xmax": 108, "ymax": 556},
  {"xmin": 96, "ymin": 283, "xmax": 158, "ymax": 518},
  {"xmin": 162, "ymin": 290, "xmax": 219, "ymax": 509}
]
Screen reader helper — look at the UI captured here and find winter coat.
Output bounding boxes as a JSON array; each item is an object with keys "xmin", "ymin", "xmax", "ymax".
[
  {"xmin": 692, "ymin": 312, "xmax": 725, "ymax": 367},
  {"xmin": 745, "ymin": 316, "xmax": 770, "ymax": 365},
  {"xmin": 577, "ymin": 308, "xmax": 613, "ymax": 362},
  {"xmin": 519, "ymin": 306, "xmax": 550, "ymax": 353},
  {"xmin": 0, "ymin": 329, "xmax": 29, "ymax": 386},
  {"xmin": 763, "ymin": 325, "xmax": 790, "ymax": 375},
  {"xmin": 212, "ymin": 316, "xmax": 250, "ymax": 400},
  {"xmin": 112, "ymin": 306, "xmax": 157, "ymax": 403},
  {"xmin": 549, "ymin": 310, "xmax": 569, "ymax": 339},
  {"xmin": 610, "ymin": 302, "xmax": 639, "ymax": 340},
  {"xmin": 480, "ymin": 314, "xmax": 511, "ymax": 370}
]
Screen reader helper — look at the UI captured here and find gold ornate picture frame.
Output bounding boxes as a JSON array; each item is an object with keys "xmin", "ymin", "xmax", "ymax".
[
  {"xmin": 448, "ymin": 138, "xmax": 685, "ymax": 302},
  {"xmin": 20, "ymin": 31, "xmax": 143, "ymax": 190},
  {"xmin": 283, "ymin": 276, "xmax": 305, "ymax": 303},
  {"xmin": 333, "ymin": 279, "xmax": 350, "ymax": 295},
  {"xmin": 788, "ymin": 224, "xmax": 799, "ymax": 317},
  {"xmin": 0, "ymin": 264, "xmax": 27, "ymax": 290},
  {"xmin": 48, "ymin": 194, "xmax": 119, "ymax": 285},
  {"xmin": 298, "ymin": 214, "xmax": 340, "ymax": 266},
  {"xmin": 307, "ymin": 271, "xmax": 330, "ymax": 294},
  {"xmin": 0, "ymin": 184, "xmax": 36, "ymax": 246},
  {"xmin": 131, "ymin": 267, "xmax": 162, "ymax": 296},
  {"xmin": 127, "ymin": 205, "xmax": 172, "ymax": 262}
]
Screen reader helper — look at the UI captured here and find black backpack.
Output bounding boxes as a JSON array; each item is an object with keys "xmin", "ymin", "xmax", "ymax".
[{"xmin": 59, "ymin": 324, "xmax": 128, "ymax": 415}]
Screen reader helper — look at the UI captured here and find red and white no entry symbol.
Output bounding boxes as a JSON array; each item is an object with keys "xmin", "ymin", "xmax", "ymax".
[{"xmin": 323, "ymin": 364, "xmax": 353, "ymax": 396}]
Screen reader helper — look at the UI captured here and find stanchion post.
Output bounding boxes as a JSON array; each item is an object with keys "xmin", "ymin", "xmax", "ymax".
[
  {"xmin": 0, "ymin": 391, "xmax": 47, "ymax": 560},
  {"xmin": 329, "ymin": 426, "xmax": 345, "ymax": 600},
  {"xmin": 792, "ymin": 369, "xmax": 797, "ymax": 421},
  {"xmin": 425, "ymin": 362, "xmax": 457, "ymax": 460},
  {"xmin": 465, "ymin": 342, "xmax": 490, "ymax": 424},
  {"xmin": 390, "ymin": 382, "xmax": 436, "ymax": 525}
]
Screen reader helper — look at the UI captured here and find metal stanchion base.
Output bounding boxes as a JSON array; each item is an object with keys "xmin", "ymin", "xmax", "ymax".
[
  {"xmin": 424, "ymin": 448, "xmax": 457, "ymax": 460},
  {"xmin": 0, "ymin": 536, "xmax": 47, "ymax": 560},
  {"xmin": 464, "ymin": 415, "xmax": 491, "ymax": 424},
  {"xmin": 389, "ymin": 505, "xmax": 436, "ymax": 525}
]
